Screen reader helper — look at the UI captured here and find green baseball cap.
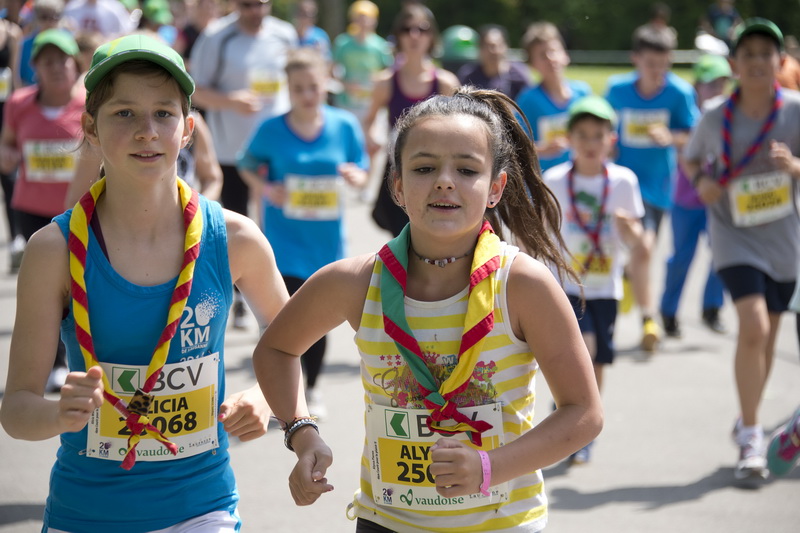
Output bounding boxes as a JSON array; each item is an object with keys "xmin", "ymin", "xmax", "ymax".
[
  {"xmin": 731, "ymin": 18, "xmax": 784, "ymax": 53},
  {"xmin": 84, "ymin": 34, "xmax": 194, "ymax": 102},
  {"xmin": 693, "ymin": 54, "xmax": 731, "ymax": 83},
  {"xmin": 567, "ymin": 95, "xmax": 617, "ymax": 129},
  {"xmin": 32, "ymin": 28, "xmax": 78, "ymax": 60},
  {"xmin": 441, "ymin": 25, "xmax": 478, "ymax": 60}
]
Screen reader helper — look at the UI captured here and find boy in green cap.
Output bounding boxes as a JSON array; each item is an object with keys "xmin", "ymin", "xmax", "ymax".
[
  {"xmin": 0, "ymin": 33, "xmax": 289, "ymax": 531},
  {"xmin": 684, "ymin": 18, "xmax": 800, "ymax": 485},
  {"xmin": 544, "ymin": 94, "xmax": 644, "ymax": 465}
]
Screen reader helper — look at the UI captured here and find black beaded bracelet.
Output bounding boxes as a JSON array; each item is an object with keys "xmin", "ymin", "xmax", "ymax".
[{"xmin": 283, "ymin": 417, "xmax": 319, "ymax": 452}]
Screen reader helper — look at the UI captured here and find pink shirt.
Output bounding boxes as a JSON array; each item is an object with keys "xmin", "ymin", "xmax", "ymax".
[{"xmin": 6, "ymin": 85, "xmax": 85, "ymax": 217}]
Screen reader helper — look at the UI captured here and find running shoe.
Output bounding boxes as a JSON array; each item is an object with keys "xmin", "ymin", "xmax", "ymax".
[
  {"xmin": 766, "ymin": 407, "xmax": 800, "ymax": 477},
  {"xmin": 662, "ymin": 314, "xmax": 681, "ymax": 338},
  {"xmin": 733, "ymin": 423, "xmax": 768, "ymax": 482},
  {"xmin": 641, "ymin": 317, "xmax": 661, "ymax": 352},
  {"xmin": 702, "ymin": 308, "xmax": 727, "ymax": 334}
]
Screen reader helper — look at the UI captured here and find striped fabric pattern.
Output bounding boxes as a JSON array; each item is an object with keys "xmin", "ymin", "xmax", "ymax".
[{"xmin": 351, "ymin": 242, "xmax": 548, "ymax": 532}]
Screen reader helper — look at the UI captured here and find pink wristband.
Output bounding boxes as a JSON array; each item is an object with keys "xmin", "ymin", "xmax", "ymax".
[{"xmin": 478, "ymin": 450, "xmax": 491, "ymax": 496}]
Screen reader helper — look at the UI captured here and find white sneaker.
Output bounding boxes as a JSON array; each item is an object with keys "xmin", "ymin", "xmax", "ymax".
[
  {"xmin": 306, "ymin": 388, "xmax": 327, "ymax": 420},
  {"xmin": 733, "ymin": 425, "xmax": 768, "ymax": 482},
  {"xmin": 46, "ymin": 366, "xmax": 69, "ymax": 393}
]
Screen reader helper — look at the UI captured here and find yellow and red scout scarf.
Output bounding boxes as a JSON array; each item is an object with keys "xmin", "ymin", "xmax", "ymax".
[
  {"xmin": 68, "ymin": 177, "xmax": 202, "ymax": 470},
  {"xmin": 377, "ymin": 220, "xmax": 501, "ymax": 446}
]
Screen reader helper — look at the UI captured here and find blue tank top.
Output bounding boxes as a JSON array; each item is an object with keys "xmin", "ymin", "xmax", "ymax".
[
  {"xmin": 388, "ymin": 69, "xmax": 439, "ymax": 128},
  {"xmin": 48, "ymin": 196, "xmax": 237, "ymax": 532}
]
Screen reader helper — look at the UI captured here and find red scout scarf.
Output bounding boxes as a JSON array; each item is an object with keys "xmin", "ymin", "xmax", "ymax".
[
  {"xmin": 567, "ymin": 163, "xmax": 610, "ymax": 275},
  {"xmin": 378, "ymin": 220, "xmax": 500, "ymax": 446},
  {"xmin": 720, "ymin": 81, "xmax": 782, "ymax": 187},
  {"xmin": 68, "ymin": 177, "xmax": 202, "ymax": 470}
]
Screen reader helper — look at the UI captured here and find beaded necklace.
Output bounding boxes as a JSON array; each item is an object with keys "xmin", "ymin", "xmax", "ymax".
[
  {"xmin": 567, "ymin": 163, "xmax": 610, "ymax": 275},
  {"xmin": 720, "ymin": 81, "xmax": 782, "ymax": 187},
  {"xmin": 68, "ymin": 177, "xmax": 202, "ymax": 470}
]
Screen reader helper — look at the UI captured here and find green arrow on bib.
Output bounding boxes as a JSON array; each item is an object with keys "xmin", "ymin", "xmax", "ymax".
[
  {"xmin": 390, "ymin": 413, "xmax": 408, "ymax": 437},
  {"xmin": 116, "ymin": 369, "xmax": 138, "ymax": 393}
]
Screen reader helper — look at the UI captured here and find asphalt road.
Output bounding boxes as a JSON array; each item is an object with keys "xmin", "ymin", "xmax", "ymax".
[{"xmin": 1, "ymin": 187, "xmax": 798, "ymax": 532}]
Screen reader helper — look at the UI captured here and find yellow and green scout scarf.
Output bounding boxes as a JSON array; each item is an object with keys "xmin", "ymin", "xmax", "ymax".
[
  {"xmin": 377, "ymin": 220, "xmax": 501, "ymax": 446},
  {"xmin": 68, "ymin": 177, "xmax": 202, "ymax": 470}
]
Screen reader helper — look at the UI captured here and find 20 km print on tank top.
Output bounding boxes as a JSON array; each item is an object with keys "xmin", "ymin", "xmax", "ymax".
[{"xmin": 86, "ymin": 355, "xmax": 219, "ymax": 461}]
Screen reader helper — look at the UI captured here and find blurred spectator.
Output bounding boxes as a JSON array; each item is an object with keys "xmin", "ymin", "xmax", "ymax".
[
  {"xmin": 457, "ymin": 24, "xmax": 531, "ymax": 100},
  {"xmin": 175, "ymin": 0, "xmax": 219, "ymax": 62},
  {"xmin": 139, "ymin": 0, "xmax": 178, "ymax": 46},
  {"xmin": 362, "ymin": 2, "xmax": 459, "ymax": 236},
  {"xmin": 0, "ymin": 29, "xmax": 83, "ymax": 387},
  {"xmin": 636, "ymin": 3, "xmax": 678, "ymax": 47},
  {"xmin": 777, "ymin": 52, "xmax": 800, "ymax": 91},
  {"xmin": 439, "ymin": 24, "xmax": 477, "ymax": 74},
  {"xmin": 63, "ymin": 0, "xmax": 135, "ymax": 37},
  {"xmin": 0, "ymin": 10, "xmax": 21, "ymax": 271},
  {"xmin": 516, "ymin": 21, "xmax": 591, "ymax": 172},
  {"xmin": 292, "ymin": 0, "xmax": 330, "ymax": 61},
  {"xmin": 190, "ymin": 0, "xmax": 297, "ymax": 327},
  {"xmin": 331, "ymin": 0, "xmax": 392, "ymax": 122},
  {"xmin": 18, "ymin": 0, "xmax": 64, "ymax": 87},
  {"xmin": 73, "ymin": 29, "xmax": 104, "ymax": 83},
  {"xmin": 701, "ymin": 0, "xmax": 742, "ymax": 48}
]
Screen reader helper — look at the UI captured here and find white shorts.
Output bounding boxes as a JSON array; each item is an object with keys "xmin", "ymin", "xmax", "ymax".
[{"xmin": 47, "ymin": 509, "xmax": 240, "ymax": 532}]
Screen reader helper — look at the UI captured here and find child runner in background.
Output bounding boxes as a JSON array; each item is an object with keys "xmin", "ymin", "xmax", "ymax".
[
  {"xmin": 659, "ymin": 54, "xmax": 731, "ymax": 338},
  {"xmin": 683, "ymin": 18, "xmax": 800, "ymax": 484},
  {"xmin": 253, "ymin": 87, "xmax": 603, "ymax": 532},
  {"xmin": 516, "ymin": 21, "xmax": 591, "ymax": 173},
  {"xmin": 605, "ymin": 24, "xmax": 698, "ymax": 352},
  {"xmin": 0, "ymin": 29, "xmax": 83, "ymax": 390},
  {"xmin": 544, "ymin": 95, "xmax": 644, "ymax": 465},
  {"xmin": 0, "ymin": 34, "xmax": 289, "ymax": 531},
  {"xmin": 237, "ymin": 47, "xmax": 369, "ymax": 419},
  {"xmin": 457, "ymin": 24, "xmax": 531, "ymax": 100},
  {"xmin": 331, "ymin": 0, "xmax": 393, "ymax": 122}
]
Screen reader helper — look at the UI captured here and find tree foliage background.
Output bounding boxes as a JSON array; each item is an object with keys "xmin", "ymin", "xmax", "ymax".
[{"xmin": 274, "ymin": 0, "xmax": 800, "ymax": 53}]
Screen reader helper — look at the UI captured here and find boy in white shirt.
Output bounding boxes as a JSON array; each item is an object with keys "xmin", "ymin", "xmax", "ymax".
[{"xmin": 544, "ymin": 95, "xmax": 644, "ymax": 464}]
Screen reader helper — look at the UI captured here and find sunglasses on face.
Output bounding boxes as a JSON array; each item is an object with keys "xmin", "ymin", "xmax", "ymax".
[
  {"xmin": 239, "ymin": 0, "xmax": 269, "ymax": 9},
  {"xmin": 400, "ymin": 24, "xmax": 431, "ymax": 35}
]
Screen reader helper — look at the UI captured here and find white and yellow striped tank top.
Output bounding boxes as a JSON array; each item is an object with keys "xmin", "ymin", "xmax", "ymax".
[{"xmin": 350, "ymin": 241, "xmax": 548, "ymax": 532}]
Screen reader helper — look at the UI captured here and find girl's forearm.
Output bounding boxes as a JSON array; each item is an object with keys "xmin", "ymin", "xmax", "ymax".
[{"xmin": 0, "ymin": 390, "xmax": 62, "ymax": 441}]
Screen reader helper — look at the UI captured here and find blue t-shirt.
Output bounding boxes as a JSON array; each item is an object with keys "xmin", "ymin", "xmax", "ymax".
[
  {"xmin": 238, "ymin": 105, "xmax": 368, "ymax": 279},
  {"xmin": 299, "ymin": 25, "xmax": 332, "ymax": 60},
  {"xmin": 50, "ymin": 196, "xmax": 237, "ymax": 532},
  {"xmin": 19, "ymin": 32, "xmax": 35, "ymax": 86},
  {"xmin": 516, "ymin": 79, "xmax": 592, "ymax": 171},
  {"xmin": 605, "ymin": 71, "xmax": 698, "ymax": 209}
]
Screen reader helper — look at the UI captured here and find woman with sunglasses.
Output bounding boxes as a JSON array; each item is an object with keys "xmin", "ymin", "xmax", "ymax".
[{"xmin": 363, "ymin": 3, "xmax": 459, "ymax": 237}]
